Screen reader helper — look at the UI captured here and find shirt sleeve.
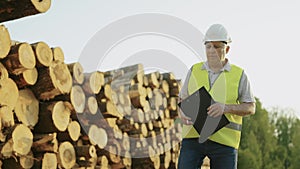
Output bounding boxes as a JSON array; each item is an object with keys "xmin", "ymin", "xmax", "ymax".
[
  {"xmin": 238, "ymin": 71, "xmax": 256, "ymax": 103},
  {"xmin": 179, "ymin": 67, "xmax": 192, "ymax": 100}
]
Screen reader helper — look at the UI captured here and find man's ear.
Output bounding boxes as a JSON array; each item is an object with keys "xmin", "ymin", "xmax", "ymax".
[{"xmin": 225, "ymin": 46, "xmax": 230, "ymax": 54}]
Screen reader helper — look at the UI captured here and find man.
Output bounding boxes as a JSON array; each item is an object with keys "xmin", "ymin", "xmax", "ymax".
[{"xmin": 177, "ymin": 24, "xmax": 256, "ymax": 169}]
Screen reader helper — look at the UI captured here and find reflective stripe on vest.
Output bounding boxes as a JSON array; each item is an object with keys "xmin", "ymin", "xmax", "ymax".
[{"xmin": 182, "ymin": 62, "xmax": 244, "ymax": 149}]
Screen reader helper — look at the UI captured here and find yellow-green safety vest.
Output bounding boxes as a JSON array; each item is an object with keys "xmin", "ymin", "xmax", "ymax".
[{"xmin": 182, "ymin": 62, "xmax": 244, "ymax": 149}]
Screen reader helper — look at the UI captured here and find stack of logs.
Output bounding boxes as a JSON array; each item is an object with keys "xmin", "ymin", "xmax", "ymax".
[
  {"xmin": 0, "ymin": 23, "xmax": 183, "ymax": 168},
  {"xmin": 1, "ymin": 1, "xmax": 212, "ymax": 168}
]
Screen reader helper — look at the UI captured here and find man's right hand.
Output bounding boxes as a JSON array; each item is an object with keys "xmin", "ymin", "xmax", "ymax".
[{"xmin": 179, "ymin": 109, "xmax": 193, "ymax": 125}]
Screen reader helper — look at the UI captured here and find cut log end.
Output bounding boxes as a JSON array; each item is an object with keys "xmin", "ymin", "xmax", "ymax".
[
  {"xmin": 87, "ymin": 96, "xmax": 98, "ymax": 115},
  {"xmin": 68, "ymin": 62, "xmax": 84, "ymax": 84},
  {"xmin": 50, "ymin": 61, "xmax": 72, "ymax": 94},
  {"xmin": 58, "ymin": 142, "xmax": 76, "ymax": 169},
  {"xmin": 88, "ymin": 125, "xmax": 108, "ymax": 149},
  {"xmin": 32, "ymin": 41, "xmax": 53, "ymax": 67},
  {"xmin": 68, "ymin": 121, "xmax": 81, "ymax": 141},
  {"xmin": 70, "ymin": 85, "xmax": 85, "ymax": 113},
  {"xmin": 86, "ymin": 72, "xmax": 104, "ymax": 94},
  {"xmin": 32, "ymin": 0, "xmax": 52, "ymax": 13},
  {"xmin": 0, "ymin": 25, "xmax": 11, "ymax": 59},
  {"xmin": 12, "ymin": 124, "xmax": 33, "ymax": 155},
  {"xmin": 0, "ymin": 78, "xmax": 19, "ymax": 108},
  {"xmin": 22, "ymin": 67, "xmax": 38, "ymax": 85},
  {"xmin": 20, "ymin": 151, "xmax": 34, "ymax": 169},
  {"xmin": 42, "ymin": 153, "xmax": 57, "ymax": 169},
  {"xmin": 1, "ymin": 139, "xmax": 13, "ymax": 158},
  {"xmin": 0, "ymin": 106, "xmax": 15, "ymax": 127},
  {"xmin": 52, "ymin": 47, "xmax": 64, "ymax": 62},
  {"xmin": 52, "ymin": 101, "xmax": 71, "ymax": 132},
  {"xmin": 19, "ymin": 43, "xmax": 36, "ymax": 69},
  {"xmin": 14, "ymin": 89, "xmax": 39, "ymax": 127}
]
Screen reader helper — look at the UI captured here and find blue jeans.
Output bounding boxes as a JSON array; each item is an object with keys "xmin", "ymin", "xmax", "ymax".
[{"xmin": 178, "ymin": 138, "xmax": 237, "ymax": 169}]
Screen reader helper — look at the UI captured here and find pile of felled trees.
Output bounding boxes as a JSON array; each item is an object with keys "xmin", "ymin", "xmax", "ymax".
[{"xmin": 0, "ymin": 0, "xmax": 183, "ymax": 168}]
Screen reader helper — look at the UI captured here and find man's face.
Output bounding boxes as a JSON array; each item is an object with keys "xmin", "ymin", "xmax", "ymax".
[{"xmin": 205, "ymin": 41, "xmax": 229, "ymax": 62}]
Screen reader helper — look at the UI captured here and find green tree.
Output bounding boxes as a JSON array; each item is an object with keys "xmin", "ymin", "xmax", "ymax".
[
  {"xmin": 239, "ymin": 98, "xmax": 278, "ymax": 168},
  {"xmin": 271, "ymin": 108, "xmax": 297, "ymax": 169},
  {"xmin": 237, "ymin": 98, "xmax": 300, "ymax": 168},
  {"xmin": 238, "ymin": 149, "xmax": 260, "ymax": 169},
  {"xmin": 238, "ymin": 131, "xmax": 262, "ymax": 168},
  {"xmin": 289, "ymin": 119, "xmax": 300, "ymax": 169}
]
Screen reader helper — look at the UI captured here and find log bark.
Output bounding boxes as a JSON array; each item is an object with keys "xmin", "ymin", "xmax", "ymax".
[
  {"xmin": 11, "ymin": 67, "xmax": 38, "ymax": 88},
  {"xmin": 14, "ymin": 88, "xmax": 39, "ymax": 127},
  {"xmin": 96, "ymin": 84, "xmax": 113, "ymax": 102},
  {"xmin": 31, "ymin": 61, "xmax": 72, "ymax": 100},
  {"xmin": 2, "ymin": 151, "xmax": 34, "ymax": 169},
  {"xmin": 2, "ymin": 42, "xmax": 35, "ymax": 75},
  {"xmin": 57, "ymin": 141, "xmax": 76, "ymax": 169},
  {"xmin": 144, "ymin": 72, "xmax": 160, "ymax": 88},
  {"xmin": 97, "ymin": 100, "xmax": 122, "ymax": 118},
  {"xmin": 82, "ymin": 71, "xmax": 104, "ymax": 95},
  {"xmin": 130, "ymin": 96, "xmax": 146, "ymax": 108},
  {"xmin": 129, "ymin": 84, "xmax": 146, "ymax": 98},
  {"xmin": 53, "ymin": 85, "xmax": 86, "ymax": 114},
  {"xmin": 34, "ymin": 101, "xmax": 71, "ymax": 133},
  {"xmin": 75, "ymin": 145, "xmax": 97, "ymax": 167},
  {"xmin": 31, "ymin": 41, "xmax": 53, "ymax": 67},
  {"xmin": 97, "ymin": 139, "xmax": 121, "ymax": 164},
  {"xmin": 169, "ymin": 79, "xmax": 181, "ymax": 97},
  {"xmin": 132, "ymin": 156, "xmax": 159, "ymax": 169},
  {"xmin": 161, "ymin": 72, "xmax": 175, "ymax": 81},
  {"xmin": 57, "ymin": 121, "xmax": 81, "ymax": 142},
  {"xmin": 0, "ymin": 25, "xmax": 11, "ymax": 59},
  {"xmin": 167, "ymin": 97, "xmax": 177, "ymax": 111},
  {"xmin": 32, "ymin": 133, "xmax": 58, "ymax": 153},
  {"xmin": 67, "ymin": 62, "xmax": 84, "ymax": 85},
  {"xmin": 116, "ymin": 118, "xmax": 136, "ymax": 133},
  {"xmin": 0, "ymin": 0, "xmax": 51, "ymax": 22}
]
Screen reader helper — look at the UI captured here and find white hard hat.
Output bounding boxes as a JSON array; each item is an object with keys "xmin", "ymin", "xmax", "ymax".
[{"xmin": 203, "ymin": 24, "xmax": 232, "ymax": 43}]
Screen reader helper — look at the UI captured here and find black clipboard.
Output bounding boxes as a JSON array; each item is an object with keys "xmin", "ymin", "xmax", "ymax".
[{"xmin": 178, "ymin": 86, "xmax": 230, "ymax": 137}]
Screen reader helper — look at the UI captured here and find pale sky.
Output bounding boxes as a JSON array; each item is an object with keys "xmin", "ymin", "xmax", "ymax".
[{"xmin": 4, "ymin": 0, "xmax": 300, "ymax": 118}]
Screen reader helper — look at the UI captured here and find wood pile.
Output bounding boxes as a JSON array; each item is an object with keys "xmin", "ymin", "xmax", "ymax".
[
  {"xmin": 0, "ymin": 1, "xmax": 212, "ymax": 168},
  {"xmin": 0, "ymin": 23, "xmax": 183, "ymax": 168}
]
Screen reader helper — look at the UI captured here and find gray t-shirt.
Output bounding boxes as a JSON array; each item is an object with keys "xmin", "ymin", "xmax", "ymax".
[{"xmin": 179, "ymin": 61, "xmax": 255, "ymax": 103}]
